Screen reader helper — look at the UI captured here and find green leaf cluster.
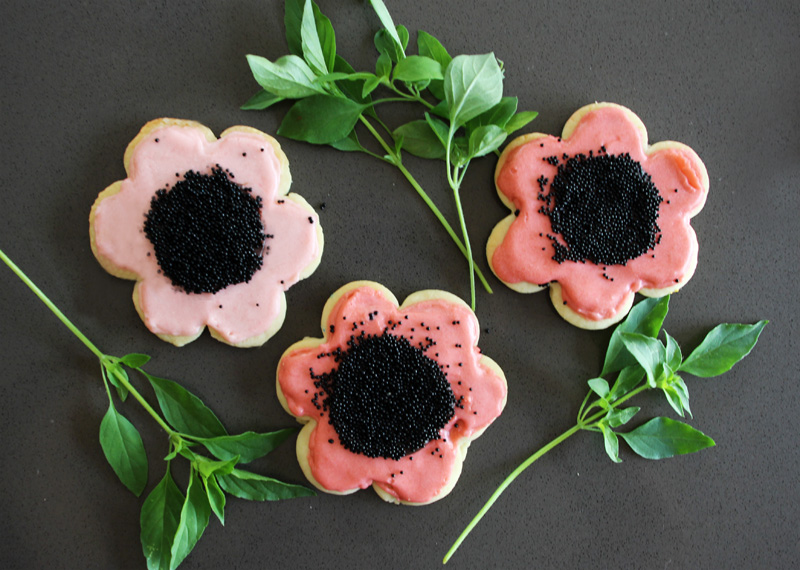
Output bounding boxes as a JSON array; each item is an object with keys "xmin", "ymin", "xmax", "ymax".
[
  {"xmin": 444, "ymin": 297, "xmax": 767, "ymax": 563},
  {"xmin": 97, "ymin": 359, "xmax": 313, "ymax": 570},
  {"xmin": 0, "ymin": 249, "xmax": 315, "ymax": 570},
  {"xmin": 243, "ymin": 0, "xmax": 538, "ymax": 310},
  {"xmin": 579, "ymin": 297, "xmax": 767, "ymax": 462}
]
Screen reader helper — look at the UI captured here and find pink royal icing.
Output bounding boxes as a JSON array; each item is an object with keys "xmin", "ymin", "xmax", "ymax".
[
  {"xmin": 490, "ymin": 103, "xmax": 708, "ymax": 325},
  {"xmin": 277, "ymin": 283, "xmax": 508, "ymax": 504},
  {"xmin": 92, "ymin": 121, "xmax": 322, "ymax": 345}
]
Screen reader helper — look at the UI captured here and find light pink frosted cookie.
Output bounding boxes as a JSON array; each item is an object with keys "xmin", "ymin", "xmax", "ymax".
[
  {"xmin": 487, "ymin": 103, "xmax": 708, "ymax": 329},
  {"xmin": 90, "ymin": 118, "xmax": 323, "ymax": 347},
  {"xmin": 276, "ymin": 281, "xmax": 508, "ymax": 505}
]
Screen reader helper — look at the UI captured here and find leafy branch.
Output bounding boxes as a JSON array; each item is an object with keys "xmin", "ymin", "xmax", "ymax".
[
  {"xmin": 443, "ymin": 296, "xmax": 767, "ymax": 563},
  {"xmin": 243, "ymin": 0, "xmax": 538, "ymax": 310},
  {"xmin": 0, "ymin": 248, "xmax": 313, "ymax": 570}
]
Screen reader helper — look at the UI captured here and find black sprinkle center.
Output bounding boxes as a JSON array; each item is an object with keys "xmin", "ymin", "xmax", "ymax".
[
  {"xmin": 539, "ymin": 152, "xmax": 663, "ymax": 265},
  {"xmin": 315, "ymin": 332, "xmax": 455, "ymax": 460},
  {"xmin": 143, "ymin": 165, "xmax": 265, "ymax": 294}
]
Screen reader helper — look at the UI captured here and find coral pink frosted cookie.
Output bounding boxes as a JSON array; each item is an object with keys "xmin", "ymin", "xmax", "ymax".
[
  {"xmin": 90, "ymin": 118, "xmax": 323, "ymax": 347},
  {"xmin": 276, "ymin": 281, "xmax": 508, "ymax": 505},
  {"xmin": 487, "ymin": 103, "xmax": 708, "ymax": 329}
]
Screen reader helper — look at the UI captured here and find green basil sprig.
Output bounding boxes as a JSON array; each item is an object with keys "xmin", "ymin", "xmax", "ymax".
[
  {"xmin": 443, "ymin": 295, "xmax": 767, "ymax": 563},
  {"xmin": 244, "ymin": 0, "xmax": 538, "ymax": 310},
  {"xmin": 0, "ymin": 249, "xmax": 313, "ymax": 570}
]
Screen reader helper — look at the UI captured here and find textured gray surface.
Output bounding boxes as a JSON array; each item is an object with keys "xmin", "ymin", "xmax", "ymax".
[{"xmin": 1, "ymin": 1, "xmax": 798, "ymax": 568}]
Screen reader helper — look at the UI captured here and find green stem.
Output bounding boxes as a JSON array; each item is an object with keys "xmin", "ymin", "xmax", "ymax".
[
  {"xmin": 123, "ymin": 367, "xmax": 176, "ymax": 436},
  {"xmin": 358, "ymin": 116, "xmax": 492, "ymax": 295},
  {"xmin": 451, "ymin": 182, "xmax": 475, "ymax": 311},
  {"xmin": 387, "ymin": 83, "xmax": 435, "ymax": 109},
  {"xmin": 443, "ymin": 422, "xmax": 581, "ymax": 564},
  {"xmin": 1, "ymin": 248, "xmax": 105, "ymax": 360},
  {"xmin": 1, "ymin": 247, "xmax": 176, "ymax": 436},
  {"xmin": 443, "ymin": 384, "xmax": 651, "ymax": 564},
  {"xmin": 445, "ymin": 125, "xmax": 476, "ymax": 310}
]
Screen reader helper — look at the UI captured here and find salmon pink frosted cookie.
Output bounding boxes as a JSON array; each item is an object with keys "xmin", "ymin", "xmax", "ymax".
[
  {"xmin": 90, "ymin": 118, "xmax": 323, "ymax": 347},
  {"xmin": 276, "ymin": 281, "xmax": 508, "ymax": 505},
  {"xmin": 487, "ymin": 103, "xmax": 708, "ymax": 329}
]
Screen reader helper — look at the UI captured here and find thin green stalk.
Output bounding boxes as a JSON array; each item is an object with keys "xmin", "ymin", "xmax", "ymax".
[
  {"xmin": 387, "ymin": 83, "xmax": 435, "ymax": 109},
  {"xmin": 358, "ymin": 116, "xmax": 492, "ymax": 295},
  {"xmin": 1, "ymin": 248, "xmax": 104, "ymax": 360},
  {"xmin": 443, "ymin": 384, "xmax": 650, "ymax": 564},
  {"xmin": 124, "ymin": 367, "xmax": 176, "ymax": 436},
  {"xmin": 445, "ymin": 124, "xmax": 476, "ymax": 310},
  {"xmin": 1, "ymin": 248, "xmax": 175, "ymax": 436},
  {"xmin": 451, "ymin": 184, "xmax": 475, "ymax": 310},
  {"xmin": 443, "ymin": 422, "xmax": 581, "ymax": 564}
]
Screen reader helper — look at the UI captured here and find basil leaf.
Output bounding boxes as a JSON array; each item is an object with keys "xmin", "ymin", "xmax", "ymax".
[
  {"xmin": 587, "ymin": 377, "xmax": 610, "ymax": 399},
  {"xmin": 424, "ymin": 112, "xmax": 449, "ymax": 149},
  {"xmin": 662, "ymin": 385, "xmax": 685, "ymax": 417},
  {"xmin": 393, "ymin": 55, "xmax": 443, "ymax": 83},
  {"xmin": 374, "ymin": 52, "xmax": 392, "ymax": 79},
  {"xmin": 451, "ymin": 136, "xmax": 470, "ymax": 167},
  {"xmin": 279, "ymin": 95, "xmax": 365, "ymax": 144},
  {"xmin": 217, "ymin": 468, "xmax": 315, "ymax": 501},
  {"xmin": 99, "ymin": 403, "xmax": 148, "ymax": 496},
  {"xmin": 444, "ymin": 53, "xmax": 504, "ymax": 126},
  {"xmin": 467, "ymin": 96, "xmax": 517, "ymax": 130},
  {"xmin": 373, "ymin": 28, "xmax": 404, "ymax": 62},
  {"xmin": 241, "ymin": 89, "xmax": 285, "ymax": 111},
  {"xmin": 601, "ymin": 296, "xmax": 670, "ymax": 377},
  {"xmin": 141, "ymin": 467, "xmax": 184, "ymax": 570},
  {"xmin": 284, "ymin": 0, "xmax": 305, "ymax": 57},
  {"xmin": 430, "ymin": 99, "xmax": 449, "ymax": 119},
  {"xmin": 608, "ymin": 364, "xmax": 645, "ymax": 400},
  {"xmin": 606, "ymin": 406, "xmax": 640, "ymax": 428},
  {"xmin": 679, "ymin": 321, "xmax": 768, "ymax": 377},
  {"xmin": 427, "ymin": 80, "xmax": 446, "ymax": 101},
  {"xmin": 619, "ymin": 417, "xmax": 715, "ymax": 460},
  {"xmin": 362, "ymin": 75, "xmax": 382, "ymax": 98},
  {"xmin": 170, "ymin": 469, "xmax": 211, "ymax": 570},
  {"xmin": 163, "ymin": 439, "xmax": 189, "ymax": 462},
  {"xmin": 300, "ymin": 0, "xmax": 327, "ymax": 74},
  {"xmin": 599, "ymin": 423, "xmax": 621, "ymax": 463},
  {"xmin": 417, "ymin": 30, "xmax": 452, "ymax": 69},
  {"xmin": 396, "ymin": 25, "xmax": 409, "ymax": 50},
  {"xmin": 664, "ymin": 331, "xmax": 682, "ymax": 372},
  {"xmin": 105, "ymin": 362, "xmax": 129, "ymax": 402},
  {"xmin": 620, "ymin": 333, "xmax": 667, "ymax": 387},
  {"xmin": 194, "ymin": 454, "xmax": 239, "ymax": 480},
  {"xmin": 333, "ymin": 56, "xmax": 372, "ymax": 106},
  {"xmin": 369, "ymin": 0, "xmax": 405, "ymax": 56},
  {"xmin": 394, "ymin": 120, "xmax": 446, "ymax": 159},
  {"xmin": 311, "ymin": 0, "xmax": 336, "ymax": 72},
  {"xmin": 146, "ymin": 374, "xmax": 227, "ymax": 438},
  {"xmin": 199, "ymin": 428, "xmax": 296, "ymax": 464},
  {"xmin": 205, "ymin": 475, "xmax": 226, "ymax": 525},
  {"xmin": 330, "ymin": 130, "xmax": 364, "ymax": 152},
  {"xmin": 120, "ymin": 353, "xmax": 151, "ymax": 368},
  {"xmin": 286, "ymin": 0, "xmax": 334, "ymax": 70},
  {"xmin": 467, "ymin": 124, "xmax": 507, "ymax": 158},
  {"xmin": 504, "ymin": 110, "xmax": 539, "ymax": 134},
  {"xmin": 246, "ymin": 54, "xmax": 324, "ymax": 98},
  {"xmin": 668, "ymin": 374, "xmax": 692, "ymax": 417}
]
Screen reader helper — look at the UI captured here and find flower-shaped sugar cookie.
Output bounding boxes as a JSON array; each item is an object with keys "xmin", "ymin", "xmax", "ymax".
[
  {"xmin": 487, "ymin": 103, "xmax": 708, "ymax": 329},
  {"xmin": 90, "ymin": 118, "xmax": 323, "ymax": 346},
  {"xmin": 276, "ymin": 281, "xmax": 508, "ymax": 505}
]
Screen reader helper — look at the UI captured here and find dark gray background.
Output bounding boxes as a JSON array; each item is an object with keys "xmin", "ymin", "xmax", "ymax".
[{"xmin": 1, "ymin": 1, "xmax": 798, "ymax": 568}]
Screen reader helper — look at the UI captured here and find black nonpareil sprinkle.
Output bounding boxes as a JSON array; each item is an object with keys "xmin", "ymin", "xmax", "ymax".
[
  {"xmin": 143, "ymin": 165, "xmax": 265, "ymax": 294},
  {"xmin": 314, "ymin": 332, "xmax": 455, "ymax": 461},
  {"xmin": 539, "ymin": 152, "xmax": 663, "ymax": 265}
]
